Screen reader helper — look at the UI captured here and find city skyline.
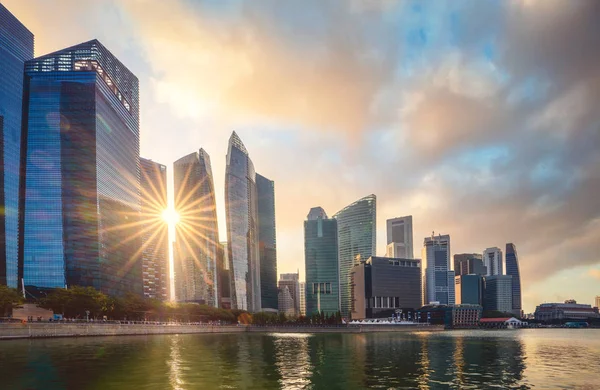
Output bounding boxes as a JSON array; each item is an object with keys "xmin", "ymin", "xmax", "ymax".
[{"xmin": 3, "ymin": 0, "xmax": 600, "ymax": 311}]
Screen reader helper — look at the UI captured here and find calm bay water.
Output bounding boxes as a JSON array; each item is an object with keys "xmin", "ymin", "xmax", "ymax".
[{"xmin": 0, "ymin": 329, "xmax": 599, "ymax": 389}]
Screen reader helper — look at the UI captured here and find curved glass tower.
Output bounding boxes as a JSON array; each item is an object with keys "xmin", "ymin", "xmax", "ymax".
[
  {"xmin": 225, "ymin": 132, "xmax": 260, "ymax": 311},
  {"xmin": 333, "ymin": 194, "xmax": 376, "ymax": 318},
  {"xmin": 0, "ymin": 4, "xmax": 34, "ymax": 287},
  {"xmin": 173, "ymin": 149, "xmax": 219, "ymax": 306},
  {"xmin": 505, "ymin": 243, "xmax": 522, "ymax": 317},
  {"xmin": 19, "ymin": 40, "xmax": 141, "ymax": 296}
]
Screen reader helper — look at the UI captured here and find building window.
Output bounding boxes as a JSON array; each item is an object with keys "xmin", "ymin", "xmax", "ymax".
[{"xmin": 326, "ymin": 283, "xmax": 331, "ymax": 294}]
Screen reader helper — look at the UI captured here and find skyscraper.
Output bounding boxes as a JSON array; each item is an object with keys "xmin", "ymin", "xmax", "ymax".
[
  {"xmin": 256, "ymin": 173, "xmax": 277, "ymax": 312},
  {"xmin": 218, "ymin": 241, "xmax": 231, "ymax": 309},
  {"xmin": 386, "ymin": 216, "xmax": 413, "ymax": 259},
  {"xmin": 483, "ymin": 247, "xmax": 503, "ymax": 276},
  {"xmin": 422, "ymin": 234, "xmax": 455, "ymax": 305},
  {"xmin": 225, "ymin": 132, "xmax": 260, "ymax": 312},
  {"xmin": 483, "ymin": 275, "xmax": 513, "ymax": 313},
  {"xmin": 455, "ymin": 274, "xmax": 484, "ymax": 305},
  {"xmin": 0, "ymin": 4, "xmax": 34, "ymax": 287},
  {"xmin": 278, "ymin": 272, "xmax": 300, "ymax": 316},
  {"xmin": 19, "ymin": 40, "xmax": 141, "ymax": 296},
  {"xmin": 334, "ymin": 194, "xmax": 376, "ymax": 318},
  {"xmin": 139, "ymin": 158, "xmax": 169, "ymax": 300},
  {"xmin": 595, "ymin": 296, "xmax": 600, "ymax": 309},
  {"xmin": 505, "ymin": 243, "xmax": 522, "ymax": 317},
  {"xmin": 453, "ymin": 253, "xmax": 486, "ymax": 276},
  {"xmin": 305, "ymin": 207, "xmax": 339, "ymax": 316},
  {"xmin": 173, "ymin": 149, "xmax": 219, "ymax": 305}
]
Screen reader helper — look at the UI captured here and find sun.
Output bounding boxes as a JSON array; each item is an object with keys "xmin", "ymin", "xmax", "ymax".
[{"xmin": 161, "ymin": 208, "xmax": 180, "ymax": 225}]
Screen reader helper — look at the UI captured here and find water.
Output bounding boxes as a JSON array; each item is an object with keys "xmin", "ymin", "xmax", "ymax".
[{"xmin": 0, "ymin": 329, "xmax": 599, "ymax": 389}]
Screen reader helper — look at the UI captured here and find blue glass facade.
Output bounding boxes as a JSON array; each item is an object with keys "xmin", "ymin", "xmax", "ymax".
[
  {"xmin": 333, "ymin": 195, "xmax": 376, "ymax": 318},
  {"xmin": 256, "ymin": 173, "xmax": 277, "ymax": 311},
  {"xmin": 305, "ymin": 208, "xmax": 339, "ymax": 316},
  {"xmin": 19, "ymin": 40, "xmax": 141, "ymax": 296},
  {"xmin": 0, "ymin": 4, "xmax": 34, "ymax": 287},
  {"xmin": 225, "ymin": 132, "xmax": 260, "ymax": 312},
  {"xmin": 505, "ymin": 243, "xmax": 522, "ymax": 316},
  {"xmin": 173, "ymin": 149, "xmax": 219, "ymax": 306}
]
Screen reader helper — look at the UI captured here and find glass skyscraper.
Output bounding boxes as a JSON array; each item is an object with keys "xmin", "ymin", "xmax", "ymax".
[
  {"xmin": 173, "ymin": 149, "xmax": 219, "ymax": 306},
  {"xmin": 505, "ymin": 243, "xmax": 522, "ymax": 317},
  {"xmin": 333, "ymin": 194, "xmax": 376, "ymax": 318},
  {"xmin": 225, "ymin": 131, "xmax": 260, "ymax": 312},
  {"xmin": 422, "ymin": 234, "xmax": 455, "ymax": 305},
  {"xmin": 0, "ymin": 4, "xmax": 34, "ymax": 287},
  {"xmin": 256, "ymin": 173, "xmax": 277, "ymax": 311},
  {"xmin": 19, "ymin": 40, "xmax": 141, "ymax": 296},
  {"xmin": 304, "ymin": 207, "xmax": 339, "ymax": 316},
  {"xmin": 140, "ymin": 158, "xmax": 169, "ymax": 300}
]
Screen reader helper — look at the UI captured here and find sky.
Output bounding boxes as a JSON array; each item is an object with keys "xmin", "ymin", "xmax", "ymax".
[{"xmin": 4, "ymin": 0, "xmax": 600, "ymax": 312}]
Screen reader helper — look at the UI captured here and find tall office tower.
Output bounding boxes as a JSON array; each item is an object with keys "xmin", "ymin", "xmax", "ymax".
[
  {"xmin": 505, "ymin": 243, "xmax": 522, "ymax": 317},
  {"xmin": 305, "ymin": 207, "xmax": 339, "ymax": 316},
  {"xmin": 19, "ymin": 40, "xmax": 141, "ymax": 296},
  {"xmin": 455, "ymin": 274, "xmax": 484, "ymax": 305},
  {"xmin": 595, "ymin": 296, "xmax": 600, "ymax": 309},
  {"xmin": 256, "ymin": 173, "xmax": 277, "ymax": 311},
  {"xmin": 483, "ymin": 275, "xmax": 513, "ymax": 313},
  {"xmin": 483, "ymin": 247, "xmax": 503, "ymax": 276},
  {"xmin": 386, "ymin": 216, "xmax": 413, "ymax": 259},
  {"xmin": 333, "ymin": 194, "xmax": 376, "ymax": 318},
  {"xmin": 422, "ymin": 234, "xmax": 455, "ymax": 305},
  {"xmin": 278, "ymin": 285, "xmax": 295, "ymax": 316},
  {"xmin": 139, "ymin": 158, "xmax": 169, "ymax": 300},
  {"xmin": 225, "ymin": 131, "xmax": 260, "ymax": 312},
  {"xmin": 173, "ymin": 149, "xmax": 219, "ymax": 305},
  {"xmin": 299, "ymin": 282, "xmax": 306, "ymax": 316},
  {"xmin": 350, "ymin": 256, "xmax": 421, "ymax": 320},
  {"xmin": 278, "ymin": 272, "xmax": 300, "ymax": 316},
  {"xmin": 0, "ymin": 4, "xmax": 34, "ymax": 287},
  {"xmin": 218, "ymin": 241, "xmax": 231, "ymax": 309},
  {"xmin": 453, "ymin": 253, "xmax": 486, "ymax": 276}
]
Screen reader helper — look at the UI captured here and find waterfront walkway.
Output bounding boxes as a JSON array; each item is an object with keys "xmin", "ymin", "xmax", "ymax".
[{"xmin": 0, "ymin": 322, "xmax": 444, "ymax": 340}]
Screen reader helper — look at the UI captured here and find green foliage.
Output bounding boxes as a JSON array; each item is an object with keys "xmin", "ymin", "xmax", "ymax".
[{"xmin": 0, "ymin": 285, "xmax": 24, "ymax": 316}]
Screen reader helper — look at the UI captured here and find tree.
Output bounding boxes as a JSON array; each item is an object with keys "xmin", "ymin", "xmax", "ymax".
[
  {"xmin": 0, "ymin": 285, "xmax": 23, "ymax": 317},
  {"xmin": 39, "ymin": 286, "xmax": 108, "ymax": 318}
]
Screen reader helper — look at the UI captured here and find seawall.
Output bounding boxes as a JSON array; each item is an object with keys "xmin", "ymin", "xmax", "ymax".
[{"xmin": 0, "ymin": 323, "xmax": 444, "ymax": 340}]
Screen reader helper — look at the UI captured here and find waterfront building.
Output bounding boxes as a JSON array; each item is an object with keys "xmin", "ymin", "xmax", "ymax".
[
  {"xmin": 386, "ymin": 216, "xmax": 413, "ymax": 259},
  {"xmin": 299, "ymin": 282, "xmax": 306, "ymax": 316},
  {"xmin": 257, "ymin": 173, "xmax": 277, "ymax": 312},
  {"xmin": 139, "ymin": 158, "xmax": 169, "ymax": 300},
  {"xmin": 218, "ymin": 242, "xmax": 231, "ymax": 309},
  {"xmin": 173, "ymin": 149, "xmax": 219, "ymax": 305},
  {"xmin": 455, "ymin": 274, "xmax": 483, "ymax": 305},
  {"xmin": 453, "ymin": 253, "xmax": 486, "ymax": 276},
  {"xmin": 19, "ymin": 40, "xmax": 142, "ymax": 296},
  {"xmin": 333, "ymin": 194, "xmax": 376, "ymax": 318},
  {"xmin": 483, "ymin": 275, "xmax": 513, "ymax": 313},
  {"xmin": 483, "ymin": 247, "xmax": 503, "ymax": 276},
  {"xmin": 278, "ymin": 273, "xmax": 300, "ymax": 316},
  {"xmin": 0, "ymin": 4, "xmax": 34, "ymax": 287},
  {"xmin": 278, "ymin": 285, "xmax": 295, "ymax": 317},
  {"xmin": 225, "ymin": 132, "xmax": 260, "ymax": 312},
  {"xmin": 350, "ymin": 256, "xmax": 421, "ymax": 320},
  {"xmin": 505, "ymin": 243, "xmax": 522, "ymax": 317},
  {"xmin": 304, "ymin": 207, "xmax": 339, "ymax": 316},
  {"xmin": 422, "ymin": 234, "xmax": 455, "ymax": 305},
  {"xmin": 416, "ymin": 303, "xmax": 482, "ymax": 328},
  {"xmin": 534, "ymin": 300, "xmax": 600, "ymax": 323}
]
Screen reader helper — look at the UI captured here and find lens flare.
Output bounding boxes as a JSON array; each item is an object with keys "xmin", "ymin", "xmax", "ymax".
[{"xmin": 162, "ymin": 208, "xmax": 180, "ymax": 225}]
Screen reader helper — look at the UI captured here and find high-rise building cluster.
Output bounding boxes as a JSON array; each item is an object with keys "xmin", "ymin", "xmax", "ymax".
[
  {"xmin": 1, "ymin": 4, "xmax": 534, "ymax": 320},
  {"xmin": 0, "ymin": 4, "xmax": 280, "ymax": 310}
]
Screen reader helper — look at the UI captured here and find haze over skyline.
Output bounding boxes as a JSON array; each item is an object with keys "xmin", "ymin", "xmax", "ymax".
[{"xmin": 5, "ymin": 0, "xmax": 599, "ymax": 312}]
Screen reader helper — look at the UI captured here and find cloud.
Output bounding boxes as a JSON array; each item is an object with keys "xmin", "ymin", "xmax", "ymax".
[{"xmin": 588, "ymin": 269, "xmax": 600, "ymax": 281}]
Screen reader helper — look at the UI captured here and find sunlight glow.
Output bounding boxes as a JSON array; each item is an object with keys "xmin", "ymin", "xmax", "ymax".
[{"xmin": 162, "ymin": 208, "xmax": 180, "ymax": 226}]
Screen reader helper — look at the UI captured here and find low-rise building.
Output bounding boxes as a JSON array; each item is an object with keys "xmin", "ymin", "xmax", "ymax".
[
  {"xmin": 534, "ymin": 300, "xmax": 599, "ymax": 323},
  {"xmin": 415, "ymin": 304, "xmax": 482, "ymax": 328},
  {"xmin": 350, "ymin": 256, "xmax": 421, "ymax": 320}
]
